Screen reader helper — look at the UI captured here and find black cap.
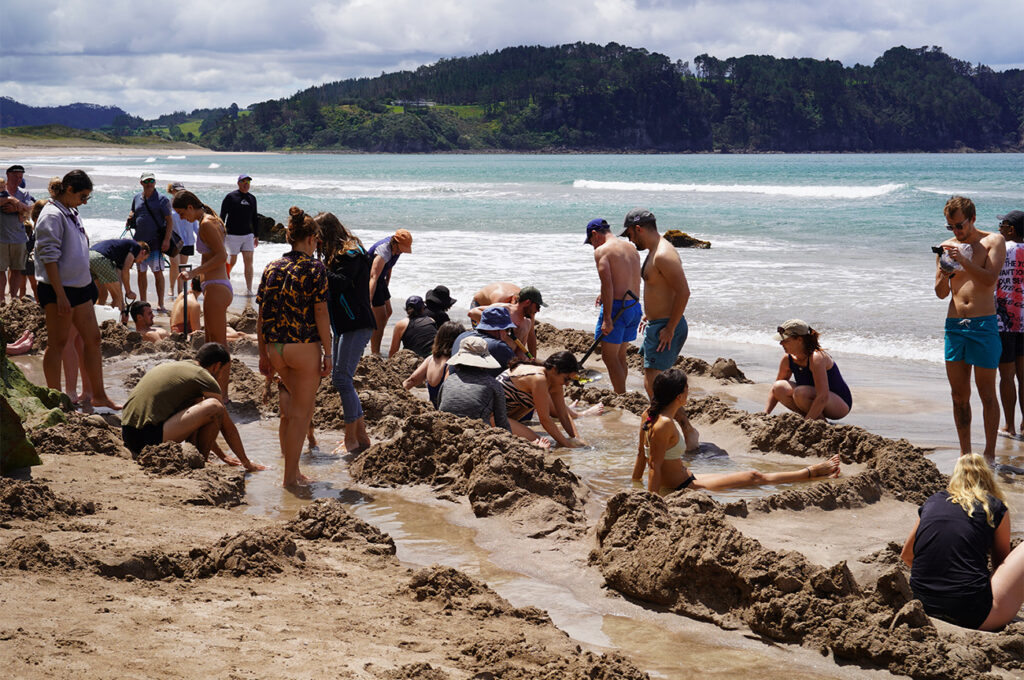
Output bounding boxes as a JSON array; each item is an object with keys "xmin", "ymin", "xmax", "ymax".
[
  {"xmin": 6, "ymin": 164, "xmax": 25, "ymax": 174},
  {"xmin": 620, "ymin": 208, "xmax": 656, "ymax": 236},
  {"xmin": 999, "ymin": 210, "xmax": 1024, "ymax": 230}
]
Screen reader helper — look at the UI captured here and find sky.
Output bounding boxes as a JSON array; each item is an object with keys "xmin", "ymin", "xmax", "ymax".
[{"xmin": 2, "ymin": 0, "xmax": 1022, "ymax": 119}]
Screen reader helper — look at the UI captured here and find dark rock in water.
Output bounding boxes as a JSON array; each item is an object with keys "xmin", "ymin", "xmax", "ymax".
[
  {"xmin": 664, "ymin": 229, "xmax": 711, "ymax": 248},
  {"xmin": 288, "ymin": 498, "xmax": 396, "ymax": 555},
  {"xmin": 255, "ymin": 213, "xmax": 287, "ymax": 243}
]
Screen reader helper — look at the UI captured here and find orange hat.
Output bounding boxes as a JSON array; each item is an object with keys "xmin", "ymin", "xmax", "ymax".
[{"xmin": 394, "ymin": 229, "xmax": 413, "ymax": 252}]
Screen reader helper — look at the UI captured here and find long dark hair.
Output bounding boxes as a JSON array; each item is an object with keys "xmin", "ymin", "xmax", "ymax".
[
  {"xmin": 171, "ymin": 190, "xmax": 218, "ymax": 217},
  {"xmin": 642, "ymin": 369, "xmax": 687, "ymax": 433},
  {"xmin": 798, "ymin": 329, "xmax": 822, "ymax": 355},
  {"xmin": 54, "ymin": 170, "xmax": 92, "ymax": 200},
  {"xmin": 431, "ymin": 321, "xmax": 465, "ymax": 359},
  {"xmin": 315, "ymin": 212, "xmax": 363, "ymax": 265}
]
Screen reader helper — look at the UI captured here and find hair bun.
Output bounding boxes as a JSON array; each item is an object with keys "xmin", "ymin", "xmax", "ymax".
[{"xmin": 288, "ymin": 206, "xmax": 305, "ymax": 226}]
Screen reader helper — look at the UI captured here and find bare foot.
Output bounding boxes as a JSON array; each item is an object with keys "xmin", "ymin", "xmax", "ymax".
[
  {"xmin": 283, "ymin": 473, "xmax": 314, "ymax": 488},
  {"xmin": 808, "ymin": 454, "xmax": 842, "ymax": 478},
  {"xmin": 333, "ymin": 442, "xmax": 347, "ymax": 454},
  {"xmin": 581, "ymin": 403, "xmax": 605, "ymax": 417},
  {"xmin": 999, "ymin": 428, "xmax": 1020, "ymax": 439},
  {"xmin": 531, "ymin": 438, "xmax": 552, "ymax": 450},
  {"xmin": 91, "ymin": 396, "xmax": 123, "ymax": 411}
]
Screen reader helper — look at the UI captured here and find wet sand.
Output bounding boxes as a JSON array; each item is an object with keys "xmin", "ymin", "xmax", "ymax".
[{"xmin": 3, "ymin": 304, "xmax": 1024, "ymax": 678}]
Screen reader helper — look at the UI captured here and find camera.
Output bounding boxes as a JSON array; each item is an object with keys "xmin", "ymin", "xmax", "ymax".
[{"xmin": 931, "ymin": 246, "xmax": 944, "ymax": 254}]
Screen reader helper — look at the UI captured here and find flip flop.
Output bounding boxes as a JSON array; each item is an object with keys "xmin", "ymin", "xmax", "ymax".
[{"xmin": 998, "ymin": 430, "xmax": 1023, "ymax": 440}]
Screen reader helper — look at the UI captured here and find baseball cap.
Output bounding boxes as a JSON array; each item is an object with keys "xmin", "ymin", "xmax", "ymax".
[
  {"xmin": 394, "ymin": 229, "xmax": 413, "ymax": 252},
  {"xmin": 237, "ymin": 173, "xmax": 252, "ymax": 182},
  {"xmin": 169, "ymin": 181, "xmax": 186, "ymax": 193},
  {"xmin": 620, "ymin": 208, "xmax": 656, "ymax": 236},
  {"xmin": 477, "ymin": 306, "xmax": 516, "ymax": 332},
  {"xmin": 405, "ymin": 295, "xmax": 425, "ymax": 312},
  {"xmin": 773, "ymin": 319, "xmax": 812, "ymax": 341},
  {"xmin": 6, "ymin": 164, "xmax": 25, "ymax": 174},
  {"xmin": 584, "ymin": 218, "xmax": 610, "ymax": 244},
  {"xmin": 518, "ymin": 285, "xmax": 545, "ymax": 307},
  {"xmin": 139, "ymin": 172, "xmax": 156, "ymax": 182},
  {"xmin": 999, "ymin": 210, "xmax": 1024, "ymax": 230}
]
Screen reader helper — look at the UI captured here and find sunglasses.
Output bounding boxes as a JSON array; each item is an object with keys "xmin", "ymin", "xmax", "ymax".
[
  {"xmin": 141, "ymin": 180, "xmax": 155, "ymax": 185},
  {"xmin": 946, "ymin": 219, "xmax": 969, "ymax": 231},
  {"xmin": 79, "ymin": 193, "xmax": 91, "ymax": 203}
]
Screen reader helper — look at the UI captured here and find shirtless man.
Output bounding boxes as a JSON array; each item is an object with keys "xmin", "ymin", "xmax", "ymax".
[
  {"xmin": 585, "ymin": 218, "xmax": 642, "ymax": 393},
  {"xmin": 468, "ymin": 282, "xmax": 544, "ymax": 357},
  {"xmin": 129, "ymin": 300, "xmax": 170, "ymax": 342},
  {"xmin": 935, "ymin": 195, "xmax": 1006, "ymax": 463},
  {"xmin": 621, "ymin": 208, "xmax": 698, "ymax": 450},
  {"xmin": 170, "ymin": 277, "xmax": 203, "ymax": 334}
]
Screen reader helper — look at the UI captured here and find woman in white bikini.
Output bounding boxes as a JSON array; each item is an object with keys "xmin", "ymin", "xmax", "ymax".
[{"xmin": 634, "ymin": 369, "xmax": 841, "ymax": 494}]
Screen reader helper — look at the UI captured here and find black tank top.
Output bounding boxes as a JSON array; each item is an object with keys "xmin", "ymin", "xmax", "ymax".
[{"xmin": 402, "ymin": 316, "xmax": 437, "ymax": 357}]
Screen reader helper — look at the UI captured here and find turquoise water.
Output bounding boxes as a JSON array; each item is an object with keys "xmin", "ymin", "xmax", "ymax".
[{"xmin": 9, "ymin": 151, "xmax": 1024, "ymax": 362}]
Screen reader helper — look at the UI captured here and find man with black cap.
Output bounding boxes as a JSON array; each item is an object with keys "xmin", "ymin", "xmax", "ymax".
[
  {"xmin": 128, "ymin": 172, "xmax": 174, "ymax": 313},
  {"xmin": 621, "ymin": 207, "xmax": 699, "ymax": 450},
  {"xmin": 452, "ymin": 306, "xmax": 517, "ymax": 376},
  {"xmin": 0, "ymin": 164, "xmax": 35, "ymax": 303},
  {"xmin": 584, "ymin": 217, "xmax": 641, "ymax": 393},
  {"xmin": 220, "ymin": 173, "xmax": 259, "ymax": 296},
  {"xmin": 424, "ymin": 285, "xmax": 456, "ymax": 325},
  {"xmin": 468, "ymin": 282, "xmax": 544, "ymax": 358}
]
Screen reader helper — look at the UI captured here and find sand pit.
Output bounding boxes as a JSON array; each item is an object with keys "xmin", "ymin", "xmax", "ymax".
[
  {"xmin": 592, "ymin": 490, "xmax": 1024, "ymax": 679},
  {"xmin": 350, "ymin": 410, "xmax": 586, "ymax": 534}
]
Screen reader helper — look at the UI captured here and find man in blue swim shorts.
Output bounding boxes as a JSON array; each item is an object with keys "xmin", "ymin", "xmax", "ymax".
[
  {"xmin": 936, "ymin": 196, "xmax": 1007, "ymax": 463},
  {"xmin": 586, "ymin": 218, "xmax": 642, "ymax": 393},
  {"xmin": 620, "ymin": 208, "xmax": 699, "ymax": 451}
]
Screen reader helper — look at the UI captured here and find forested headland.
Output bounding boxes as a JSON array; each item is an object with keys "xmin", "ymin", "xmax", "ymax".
[{"xmin": 10, "ymin": 43, "xmax": 1023, "ymax": 153}]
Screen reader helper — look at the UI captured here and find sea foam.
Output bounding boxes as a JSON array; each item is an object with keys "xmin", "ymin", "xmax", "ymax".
[{"xmin": 573, "ymin": 179, "xmax": 905, "ymax": 199}]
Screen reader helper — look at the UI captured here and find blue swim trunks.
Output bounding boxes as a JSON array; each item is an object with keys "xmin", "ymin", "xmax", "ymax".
[
  {"xmin": 595, "ymin": 298, "xmax": 643, "ymax": 344},
  {"xmin": 945, "ymin": 315, "xmax": 1001, "ymax": 369},
  {"xmin": 642, "ymin": 317, "xmax": 688, "ymax": 370}
]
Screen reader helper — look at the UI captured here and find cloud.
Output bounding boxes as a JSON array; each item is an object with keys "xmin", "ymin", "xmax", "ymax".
[{"xmin": 2, "ymin": 0, "xmax": 1020, "ymax": 118}]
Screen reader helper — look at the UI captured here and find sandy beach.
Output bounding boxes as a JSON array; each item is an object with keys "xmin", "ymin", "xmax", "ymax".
[{"xmin": 3, "ymin": 291, "xmax": 1024, "ymax": 679}]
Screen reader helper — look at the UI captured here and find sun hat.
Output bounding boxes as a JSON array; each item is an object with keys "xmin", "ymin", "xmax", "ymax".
[
  {"xmin": 447, "ymin": 336, "xmax": 500, "ymax": 369},
  {"xmin": 393, "ymin": 229, "xmax": 413, "ymax": 252},
  {"xmin": 518, "ymin": 286, "xmax": 545, "ymax": 307},
  {"xmin": 584, "ymin": 218, "xmax": 610, "ymax": 244},
  {"xmin": 237, "ymin": 173, "xmax": 252, "ymax": 182},
  {"xmin": 620, "ymin": 208, "xmax": 656, "ymax": 236},
  {"xmin": 425, "ymin": 285, "xmax": 456, "ymax": 309},
  {"xmin": 773, "ymin": 319, "xmax": 812, "ymax": 341},
  {"xmin": 139, "ymin": 172, "xmax": 156, "ymax": 182},
  {"xmin": 477, "ymin": 306, "xmax": 516, "ymax": 332}
]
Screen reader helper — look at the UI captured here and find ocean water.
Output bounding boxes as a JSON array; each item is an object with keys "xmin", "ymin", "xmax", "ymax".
[{"xmin": 9, "ymin": 151, "xmax": 1024, "ymax": 364}]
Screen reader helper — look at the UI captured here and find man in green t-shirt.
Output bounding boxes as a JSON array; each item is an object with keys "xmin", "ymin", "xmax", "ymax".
[{"xmin": 121, "ymin": 342, "xmax": 265, "ymax": 471}]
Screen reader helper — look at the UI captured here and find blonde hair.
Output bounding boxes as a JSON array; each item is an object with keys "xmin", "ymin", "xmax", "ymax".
[{"xmin": 948, "ymin": 453, "xmax": 1005, "ymax": 527}]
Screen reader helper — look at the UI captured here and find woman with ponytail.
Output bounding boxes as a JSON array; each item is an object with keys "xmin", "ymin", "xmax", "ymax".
[
  {"xmin": 902, "ymin": 453, "xmax": 1024, "ymax": 630},
  {"xmin": 634, "ymin": 369, "xmax": 840, "ymax": 494},
  {"xmin": 172, "ymin": 190, "xmax": 232, "ymax": 395},
  {"xmin": 766, "ymin": 319, "xmax": 852, "ymax": 420},
  {"xmin": 256, "ymin": 206, "xmax": 331, "ymax": 489}
]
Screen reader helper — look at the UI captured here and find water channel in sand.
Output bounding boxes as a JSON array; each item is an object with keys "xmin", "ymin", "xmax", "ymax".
[{"xmin": 13, "ymin": 319, "xmax": 1024, "ymax": 679}]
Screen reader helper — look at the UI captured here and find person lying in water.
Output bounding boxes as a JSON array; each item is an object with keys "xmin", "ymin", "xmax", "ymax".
[{"xmin": 634, "ymin": 369, "xmax": 841, "ymax": 494}]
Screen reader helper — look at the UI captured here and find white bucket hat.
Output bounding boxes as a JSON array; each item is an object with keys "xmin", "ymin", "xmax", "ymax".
[{"xmin": 447, "ymin": 336, "xmax": 500, "ymax": 369}]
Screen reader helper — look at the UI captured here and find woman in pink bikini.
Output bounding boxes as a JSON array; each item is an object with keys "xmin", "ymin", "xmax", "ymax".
[{"xmin": 172, "ymin": 191, "xmax": 232, "ymax": 395}]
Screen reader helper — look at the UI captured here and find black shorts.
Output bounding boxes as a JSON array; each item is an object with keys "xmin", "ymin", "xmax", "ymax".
[
  {"xmin": 122, "ymin": 422, "xmax": 165, "ymax": 456},
  {"xmin": 36, "ymin": 281, "xmax": 98, "ymax": 309},
  {"xmin": 913, "ymin": 586, "xmax": 992, "ymax": 630},
  {"xmin": 23, "ymin": 258, "xmax": 34, "ymax": 276},
  {"xmin": 1000, "ymin": 332, "xmax": 1024, "ymax": 364},
  {"xmin": 179, "ymin": 245, "xmax": 195, "ymax": 257},
  {"xmin": 371, "ymin": 278, "xmax": 391, "ymax": 307}
]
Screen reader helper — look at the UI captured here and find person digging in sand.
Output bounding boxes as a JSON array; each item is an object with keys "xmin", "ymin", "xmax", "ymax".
[{"xmin": 635, "ymin": 369, "xmax": 841, "ymax": 494}]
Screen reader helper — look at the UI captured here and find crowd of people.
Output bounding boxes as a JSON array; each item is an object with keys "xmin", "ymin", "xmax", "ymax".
[{"xmin": 5, "ymin": 162, "xmax": 1024, "ymax": 632}]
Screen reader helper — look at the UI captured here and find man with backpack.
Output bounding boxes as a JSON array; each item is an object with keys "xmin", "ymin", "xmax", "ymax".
[{"xmin": 128, "ymin": 172, "xmax": 174, "ymax": 313}]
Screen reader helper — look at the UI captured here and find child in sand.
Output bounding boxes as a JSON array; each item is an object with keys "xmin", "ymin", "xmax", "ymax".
[{"xmin": 635, "ymin": 369, "xmax": 841, "ymax": 494}]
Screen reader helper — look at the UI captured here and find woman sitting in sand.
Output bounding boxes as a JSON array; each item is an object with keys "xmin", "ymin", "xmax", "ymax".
[
  {"xmin": 403, "ymin": 320, "xmax": 465, "ymax": 407},
  {"xmin": 388, "ymin": 295, "xmax": 438, "ymax": 358},
  {"xmin": 635, "ymin": 369, "xmax": 840, "ymax": 494},
  {"xmin": 172, "ymin": 191, "xmax": 232, "ymax": 395},
  {"xmin": 765, "ymin": 319, "xmax": 852, "ymax": 421},
  {"xmin": 256, "ymin": 206, "xmax": 331, "ymax": 489},
  {"xmin": 902, "ymin": 453, "xmax": 1024, "ymax": 631},
  {"xmin": 498, "ymin": 351, "xmax": 601, "ymax": 448}
]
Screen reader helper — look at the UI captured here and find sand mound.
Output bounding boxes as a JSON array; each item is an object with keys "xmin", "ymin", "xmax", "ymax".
[
  {"xmin": 740, "ymin": 470, "xmax": 884, "ymax": 514},
  {"xmin": 97, "ymin": 527, "xmax": 305, "ymax": 581},
  {"xmin": 136, "ymin": 441, "xmax": 205, "ymax": 475},
  {"xmin": 377, "ymin": 663, "xmax": 450, "ymax": 680},
  {"xmin": 593, "ymin": 490, "xmax": 1022, "ymax": 679},
  {"xmin": 564, "ymin": 383, "xmax": 649, "ymax": 415},
  {"xmin": 288, "ymin": 498, "xmax": 396, "ymax": 555},
  {"xmin": 0, "ymin": 534, "xmax": 87, "ymax": 572},
  {"xmin": 534, "ymin": 322, "xmax": 594, "ymax": 354},
  {"xmin": 350, "ymin": 411, "xmax": 585, "ymax": 532},
  {"xmin": 228, "ymin": 358, "xmax": 277, "ymax": 416},
  {"xmin": 230, "ymin": 336, "xmax": 259, "ymax": 355},
  {"xmin": 0, "ymin": 298, "xmax": 47, "ymax": 351},
  {"xmin": 0, "ymin": 478, "xmax": 96, "ymax": 520},
  {"xmin": 99, "ymin": 319, "xmax": 142, "ymax": 357},
  {"xmin": 227, "ymin": 306, "xmax": 258, "ymax": 333},
  {"xmin": 408, "ymin": 566, "xmax": 551, "ymax": 624},
  {"xmin": 314, "ymin": 352, "xmax": 430, "ymax": 428},
  {"xmin": 31, "ymin": 412, "xmax": 130, "ymax": 458},
  {"xmin": 184, "ymin": 467, "xmax": 246, "ymax": 507},
  {"xmin": 459, "ymin": 637, "xmax": 649, "ymax": 680}
]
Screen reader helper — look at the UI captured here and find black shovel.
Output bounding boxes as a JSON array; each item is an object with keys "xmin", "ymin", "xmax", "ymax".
[{"xmin": 573, "ymin": 290, "xmax": 640, "ymax": 385}]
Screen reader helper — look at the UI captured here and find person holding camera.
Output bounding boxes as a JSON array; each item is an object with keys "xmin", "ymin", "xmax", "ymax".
[
  {"xmin": 0, "ymin": 164, "xmax": 35, "ymax": 304},
  {"xmin": 935, "ymin": 196, "xmax": 1006, "ymax": 464},
  {"xmin": 128, "ymin": 172, "xmax": 174, "ymax": 313}
]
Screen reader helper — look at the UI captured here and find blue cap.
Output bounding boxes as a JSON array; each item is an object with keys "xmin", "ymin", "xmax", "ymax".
[
  {"xmin": 405, "ymin": 295, "xmax": 425, "ymax": 312},
  {"xmin": 477, "ymin": 306, "xmax": 516, "ymax": 332},
  {"xmin": 584, "ymin": 218, "xmax": 610, "ymax": 244},
  {"xmin": 238, "ymin": 173, "xmax": 252, "ymax": 182}
]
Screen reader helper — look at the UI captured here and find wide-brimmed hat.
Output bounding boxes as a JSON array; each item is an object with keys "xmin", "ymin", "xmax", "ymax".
[
  {"xmin": 394, "ymin": 229, "xmax": 413, "ymax": 252},
  {"xmin": 448, "ymin": 336, "xmax": 500, "ymax": 369},
  {"xmin": 477, "ymin": 306, "xmax": 516, "ymax": 332},
  {"xmin": 425, "ymin": 285, "xmax": 456, "ymax": 309},
  {"xmin": 773, "ymin": 319, "xmax": 812, "ymax": 341}
]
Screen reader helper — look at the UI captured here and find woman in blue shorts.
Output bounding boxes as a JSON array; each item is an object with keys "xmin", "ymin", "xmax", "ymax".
[{"xmin": 765, "ymin": 319, "xmax": 851, "ymax": 420}]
